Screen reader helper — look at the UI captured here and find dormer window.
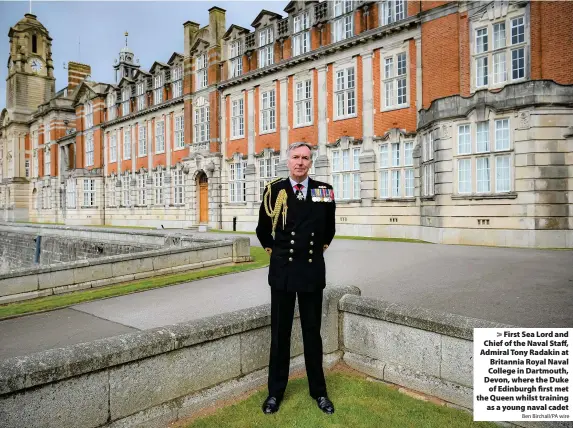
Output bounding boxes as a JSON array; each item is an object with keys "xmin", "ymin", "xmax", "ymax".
[
  {"xmin": 229, "ymin": 40, "xmax": 243, "ymax": 78},
  {"xmin": 196, "ymin": 54, "xmax": 208, "ymax": 90},
  {"xmin": 380, "ymin": 0, "xmax": 405, "ymax": 26},
  {"xmin": 172, "ymin": 65, "xmax": 183, "ymax": 98},
  {"xmin": 258, "ymin": 27, "xmax": 274, "ymax": 68},
  {"xmin": 333, "ymin": 0, "xmax": 354, "ymax": 43},
  {"xmin": 122, "ymin": 88, "xmax": 130, "ymax": 116},
  {"xmin": 84, "ymin": 102, "xmax": 93, "ymax": 129},
  {"xmin": 107, "ymin": 93, "xmax": 117, "ymax": 121},
  {"xmin": 154, "ymin": 74, "xmax": 163, "ymax": 105},
  {"xmin": 292, "ymin": 11, "xmax": 310, "ymax": 56},
  {"xmin": 136, "ymin": 82, "xmax": 145, "ymax": 111}
]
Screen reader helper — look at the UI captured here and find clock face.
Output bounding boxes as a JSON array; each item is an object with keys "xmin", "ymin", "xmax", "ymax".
[{"xmin": 29, "ymin": 58, "xmax": 43, "ymax": 73}]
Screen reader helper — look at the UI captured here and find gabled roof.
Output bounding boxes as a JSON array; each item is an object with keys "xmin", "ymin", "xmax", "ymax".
[
  {"xmin": 223, "ymin": 24, "xmax": 250, "ymax": 40},
  {"xmin": 133, "ymin": 69, "xmax": 151, "ymax": 80},
  {"xmin": 149, "ymin": 61, "xmax": 169, "ymax": 74},
  {"xmin": 251, "ymin": 9, "xmax": 282, "ymax": 28},
  {"xmin": 118, "ymin": 76, "xmax": 134, "ymax": 87},
  {"xmin": 284, "ymin": 1, "xmax": 318, "ymax": 13},
  {"xmin": 71, "ymin": 81, "xmax": 108, "ymax": 104},
  {"xmin": 190, "ymin": 37, "xmax": 210, "ymax": 54},
  {"xmin": 167, "ymin": 52, "xmax": 184, "ymax": 65}
]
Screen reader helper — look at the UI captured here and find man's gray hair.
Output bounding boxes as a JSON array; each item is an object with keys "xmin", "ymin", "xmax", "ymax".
[{"xmin": 287, "ymin": 142, "xmax": 313, "ymax": 158}]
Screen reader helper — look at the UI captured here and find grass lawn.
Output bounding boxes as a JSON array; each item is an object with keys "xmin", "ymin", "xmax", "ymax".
[
  {"xmin": 180, "ymin": 369, "xmax": 496, "ymax": 428},
  {"xmin": 0, "ymin": 247, "xmax": 269, "ymax": 320}
]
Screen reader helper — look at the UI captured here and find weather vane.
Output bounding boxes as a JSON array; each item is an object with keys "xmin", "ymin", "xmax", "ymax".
[{"xmin": 125, "ymin": 31, "xmax": 129, "ymax": 47}]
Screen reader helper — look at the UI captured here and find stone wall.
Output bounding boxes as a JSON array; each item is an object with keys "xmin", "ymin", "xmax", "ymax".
[
  {"xmin": 0, "ymin": 223, "xmax": 251, "ymax": 304},
  {"xmin": 0, "ymin": 286, "xmax": 564, "ymax": 428},
  {"xmin": 0, "ymin": 230, "xmax": 156, "ymax": 272},
  {"xmin": 0, "ymin": 286, "xmax": 355, "ymax": 428}
]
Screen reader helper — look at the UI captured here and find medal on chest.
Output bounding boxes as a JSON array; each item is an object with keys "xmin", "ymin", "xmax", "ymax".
[{"xmin": 296, "ymin": 191, "xmax": 304, "ymax": 201}]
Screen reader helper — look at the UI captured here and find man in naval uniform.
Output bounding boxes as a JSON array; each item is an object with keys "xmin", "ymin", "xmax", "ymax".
[{"xmin": 256, "ymin": 141, "xmax": 336, "ymax": 415}]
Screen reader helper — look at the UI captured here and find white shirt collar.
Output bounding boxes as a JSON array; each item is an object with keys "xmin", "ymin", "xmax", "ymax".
[{"xmin": 289, "ymin": 176, "xmax": 309, "ymax": 189}]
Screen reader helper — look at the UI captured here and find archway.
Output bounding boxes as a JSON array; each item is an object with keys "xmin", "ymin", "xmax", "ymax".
[{"xmin": 196, "ymin": 171, "xmax": 208, "ymax": 224}]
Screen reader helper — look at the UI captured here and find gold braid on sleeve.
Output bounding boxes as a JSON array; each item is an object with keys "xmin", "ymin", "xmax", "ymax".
[{"xmin": 263, "ymin": 180, "xmax": 288, "ymax": 234}]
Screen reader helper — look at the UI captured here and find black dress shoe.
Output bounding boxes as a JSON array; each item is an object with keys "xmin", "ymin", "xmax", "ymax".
[
  {"xmin": 262, "ymin": 396, "xmax": 281, "ymax": 414},
  {"xmin": 316, "ymin": 396, "xmax": 335, "ymax": 414}
]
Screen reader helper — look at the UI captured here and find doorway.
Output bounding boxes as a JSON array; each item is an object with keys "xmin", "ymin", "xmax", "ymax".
[{"xmin": 197, "ymin": 172, "xmax": 208, "ymax": 223}]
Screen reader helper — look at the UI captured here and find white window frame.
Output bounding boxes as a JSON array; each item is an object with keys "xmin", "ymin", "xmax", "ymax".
[
  {"xmin": 155, "ymin": 121, "xmax": 165, "ymax": 154},
  {"xmin": 122, "ymin": 173, "xmax": 131, "ymax": 207},
  {"xmin": 421, "ymin": 132, "xmax": 435, "ymax": 197},
  {"xmin": 173, "ymin": 169, "xmax": 184, "ymax": 205},
  {"xmin": 174, "ymin": 115, "xmax": 185, "ymax": 150},
  {"xmin": 154, "ymin": 169, "xmax": 164, "ymax": 205},
  {"xmin": 331, "ymin": 146, "xmax": 361, "ymax": 200},
  {"xmin": 66, "ymin": 177, "xmax": 76, "ymax": 209},
  {"xmin": 107, "ymin": 176, "xmax": 117, "ymax": 207},
  {"xmin": 334, "ymin": 63, "xmax": 356, "ymax": 120},
  {"xmin": 472, "ymin": 12, "xmax": 528, "ymax": 92},
  {"xmin": 231, "ymin": 98, "xmax": 245, "ymax": 139},
  {"xmin": 196, "ymin": 54, "xmax": 208, "ymax": 89},
  {"xmin": 138, "ymin": 124, "xmax": 147, "ymax": 157},
  {"xmin": 85, "ymin": 132, "xmax": 94, "ymax": 167},
  {"xmin": 122, "ymin": 88, "xmax": 130, "ymax": 116},
  {"xmin": 258, "ymin": 27, "xmax": 274, "ymax": 68},
  {"xmin": 380, "ymin": 0, "xmax": 405, "ymax": 26},
  {"xmin": 229, "ymin": 40, "xmax": 243, "ymax": 78},
  {"xmin": 85, "ymin": 102, "xmax": 93, "ymax": 129},
  {"xmin": 260, "ymin": 89, "xmax": 276, "ymax": 134},
  {"xmin": 123, "ymin": 129, "xmax": 131, "ymax": 160},
  {"xmin": 154, "ymin": 73, "xmax": 163, "ymax": 105},
  {"xmin": 171, "ymin": 65, "xmax": 183, "ymax": 98},
  {"xmin": 229, "ymin": 160, "xmax": 247, "ymax": 203},
  {"xmin": 294, "ymin": 77, "xmax": 312, "ymax": 128},
  {"xmin": 137, "ymin": 173, "xmax": 147, "ymax": 205},
  {"xmin": 32, "ymin": 132, "xmax": 39, "ymax": 177},
  {"xmin": 136, "ymin": 82, "xmax": 145, "ymax": 111},
  {"xmin": 378, "ymin": 140, "xmax": 414, "ymax": 199},
  {"xmin": 382, "ymin": 51, "xmax": 409, "ymax": 111},
  {"xmin": 109, "ymin": 132, "xmax": 117, "ymax": 163},
  {"xmin": 455, "ymin": 118, "xmax": 513, "ymax": 195},
  {"xmin": 258, "ymin": 155, "xmax": 280, "ymax": 202},
  {"xmin": 194, "ymin": 106, "xmax": 210, "ymax": 143},
  {"xmin": 25, "ymin": 159, "xmax": 30, "ymax": 178},
  {"xmin": 107, "ymin": 93, "xmax": 117, "ymax": 121},
  {"xmin": 292, "ymin": 11, "xmax": 311, "ymax": 56},
  {"xmin": 83, "ymin": 178, "xmax": 95, "ymax": 207},
  {"xmin": 44, "ymin": 146, "xmax": 51, "ymax": 176},
  {"xmin": 333, "ymin": 0, "xmax": 354, "ymax": 43}
]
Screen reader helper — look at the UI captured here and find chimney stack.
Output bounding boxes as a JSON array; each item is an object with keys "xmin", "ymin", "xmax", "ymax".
[{"xmin": 67, "ymin": 61, "xmax": 91, "ymax": 92}]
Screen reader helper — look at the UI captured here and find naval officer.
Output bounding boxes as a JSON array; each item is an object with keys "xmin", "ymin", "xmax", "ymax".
[{"xmin": 256, "ymin": 141, "xmax": 336, "ymax": 415}]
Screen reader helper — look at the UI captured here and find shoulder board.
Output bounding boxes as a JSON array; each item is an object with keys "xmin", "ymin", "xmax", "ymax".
[{"xmin": 266, "ymin": 177, "xmax": 283, "ymax": 188}]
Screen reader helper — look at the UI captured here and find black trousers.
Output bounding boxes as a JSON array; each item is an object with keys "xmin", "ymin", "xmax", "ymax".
[{"xmin": 268, "ymin": 289, "xmax": 327, "ymax": 399}]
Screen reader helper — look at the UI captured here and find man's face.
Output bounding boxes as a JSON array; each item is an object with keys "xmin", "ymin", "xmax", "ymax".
[{"xmin": 287, "ymin": 146, "xmax": 312, "ymax": 182}]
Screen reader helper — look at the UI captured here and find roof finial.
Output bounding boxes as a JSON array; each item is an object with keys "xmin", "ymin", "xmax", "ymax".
[{"xmin": 125, "ymin": 31, "xmax": 128, "ymax": 47}]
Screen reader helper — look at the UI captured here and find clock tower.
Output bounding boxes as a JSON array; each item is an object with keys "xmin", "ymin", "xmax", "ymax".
[
  {"xmin": 0, "ymin": 13, "xmax": 55, "ymax": 221},
  {"xmin": 6, "ymin": 13, "xmax": 55, "ymax": 120}
]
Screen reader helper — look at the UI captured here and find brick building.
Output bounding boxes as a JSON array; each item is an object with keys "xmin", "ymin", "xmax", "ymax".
[{"xmin": 1, "ymin": 1, "xmax": 572, "ymax": 248}]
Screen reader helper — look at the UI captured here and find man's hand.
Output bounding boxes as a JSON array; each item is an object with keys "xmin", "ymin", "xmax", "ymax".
[
  {"xmin": 265, "ymin": 247, "xmax": 273, "ymax": 255},
  {"xmin": 323, "ymin": 244, "xmax": 328, "ymax": 252}
]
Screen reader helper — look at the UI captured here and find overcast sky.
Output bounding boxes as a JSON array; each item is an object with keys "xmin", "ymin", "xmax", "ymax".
[{"xmin": 0, "ymin": 0, "xmax": 289, "ymax": 111}]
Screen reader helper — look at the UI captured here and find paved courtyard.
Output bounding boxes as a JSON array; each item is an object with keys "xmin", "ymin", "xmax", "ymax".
[{"xmin": 0, "ymin": 233, "xmax": 571, "ymax": 360}]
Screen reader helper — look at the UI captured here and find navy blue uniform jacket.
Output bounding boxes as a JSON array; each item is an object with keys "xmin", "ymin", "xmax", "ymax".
[{"xmin": 256, "ymin": 177, "xmax": 336, "ymax": 292}]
